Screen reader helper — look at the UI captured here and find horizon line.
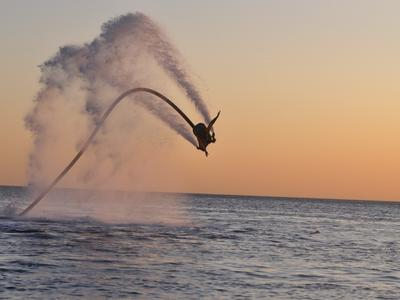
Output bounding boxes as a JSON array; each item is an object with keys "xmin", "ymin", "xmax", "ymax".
[{"xmin": 1, "ymin": 184, "xmax": 399, "ymax": 204}]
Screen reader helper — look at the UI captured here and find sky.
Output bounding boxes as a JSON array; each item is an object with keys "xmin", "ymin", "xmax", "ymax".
[{"xmin": 1, "ymin": 0, "xmax": 400, "ymax": 201}]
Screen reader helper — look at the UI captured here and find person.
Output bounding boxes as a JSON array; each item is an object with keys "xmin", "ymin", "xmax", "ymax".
[{"xmin": 193, "ymin": 111, "xmax": 220, "ymax": 156}]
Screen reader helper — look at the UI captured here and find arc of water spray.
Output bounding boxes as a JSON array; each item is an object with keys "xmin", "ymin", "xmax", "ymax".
[{"xmin": 19, "ymin": 88, "xmax": 195, "ymax": 217}]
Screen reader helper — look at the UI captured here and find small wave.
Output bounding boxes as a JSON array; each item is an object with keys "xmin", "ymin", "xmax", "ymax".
[
  {"xmin": 230, "ymin": 227, "xmax": 258, "ymax": 234},
  {"xmin": 8, "ymin": 260, "xmax": 56, "ymax": 268},
  {"xmin": 201, "ymin": 233, "xmax": 240, "ymax": 240},
  {"xmin": 0, "ymin": 267, "xmax": 31, "ymax": 274},
  {"xmin": 1, "ymin": 227, "xmax": 45, "ymax": 234}
]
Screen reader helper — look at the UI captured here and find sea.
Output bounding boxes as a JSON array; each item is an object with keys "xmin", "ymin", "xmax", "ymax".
[{"xmin": 0, "ymin": 185, "xmax": 399, "ymax": 299}]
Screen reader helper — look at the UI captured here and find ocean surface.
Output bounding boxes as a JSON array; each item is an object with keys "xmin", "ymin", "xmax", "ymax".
[{"xmin": 0, "ymin": 185, "xmax": 399, "ymax": 299}]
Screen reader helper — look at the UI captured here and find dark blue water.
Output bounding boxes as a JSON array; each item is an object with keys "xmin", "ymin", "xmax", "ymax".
[{"xmin": 1, "ymin": 186, "xmax": 399, "ymax": 299}]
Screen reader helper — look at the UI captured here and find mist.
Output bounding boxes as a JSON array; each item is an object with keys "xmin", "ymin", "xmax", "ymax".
[{"xmin": 24, "ymin": 12, "xmax": 209, "ymax": 222}]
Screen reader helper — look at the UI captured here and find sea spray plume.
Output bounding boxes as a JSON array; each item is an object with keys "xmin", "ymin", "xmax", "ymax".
[
  {"xmin": 102, "ymin": 13, "xmax": 211, "ymax": 123},
  {"xmin": 151, "ymin": 35, "xmax": 212, "ymax": 123},
  {"xmin": 143, "ymin": 14, "xmax": 212, "ymax": 123},
  {"xmin": 40, "ymin": 28, "xmax": 196, "ymax": 145},
  {"xmin": 25, "ymin": 12, "xmax": 205, "ymax": 187},
  {"xmin": 83, "ymin": 13, "xmax": 199, "ymax": 144}
]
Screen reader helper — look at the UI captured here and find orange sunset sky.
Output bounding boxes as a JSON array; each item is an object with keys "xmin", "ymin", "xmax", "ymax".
[{"xmin": 1, "ymin": 1, "xmax": 400, "ymax": 201}]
